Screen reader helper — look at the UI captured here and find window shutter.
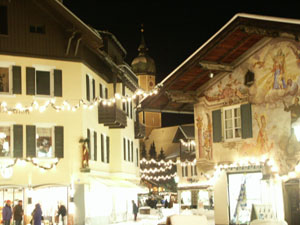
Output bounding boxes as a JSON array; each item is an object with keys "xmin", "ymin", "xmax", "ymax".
[
  {"xmin": 185, "ymin": 166, "xmax": 188, "ymax": 177},
  {"xmin": 182, "ymin": 167, "xmax": 184, "ymax": 177},
  {"xmin": 55, "ymin": 126, "xmax": 64, "ymax": 158},
  {"xmin": 131, "ymin": 141, "xmax": 133, "ymax": 162},
  {"xmin": 99, "ymin": 84, "xmax": 103, "ymax": 98},
  {"xmin": 94, "ymin": 131, "xmax": 97, "ymax": 161},
  {"xmin": 13, "ymin": 125, "xmax": 23, "ymax": 158},
  {"xmin": 87, "ymin": 129, "xmax": 91, "ymax": 159},
  {"xmin": 54, "ymin": 69, "xmax": 62, "ymax": 97},
  {"xmin": 126, "ymin": 102, "xmax": 129, "ymax": 116},
  {"xmin": 86, "ymin": 75, "xmax": 90, "ymax": 101},
  {"xmin": 105, "ymin": 87, "xmax": 108, "ymax": 99},
  {"xmin": 101, "ymin": 134, "xmax": 104, "ymax": 162},
  {"xmin": 92, "ymin": 79, "xmax": 95, "ymax": 100},
  {"xmin": 191, "ymin": 166, "xmax": 193, "ymax": 176},
  {"xmin": 212, "ymin": 109, "xmax": 222, "ymax": 142},
  {"xmin": 26, "ymin": 125, "xmax": 36, "ymax": 157},
  {"xmin": 123, "ymin": 138, "xmax": 126, "ymax": 160},
  {"xmin": 106, "ymin": 136, "xmax": 110, "ymax": 163},
  {"xmin": 241, "ymin": 103, "xmax": 253, "ymax": 139},
  {"xmin": 12, "ymin": 66, "xmax": 22, "ymax": 94},
  {"xmin": 130, "ymin": 102, "xmax": 133, "ymax": 119},
  {"xmin": 26, "ymin": 67, "xmax": 35, "ymax": 95},
  {"xmin": 136, "ymin": 148, "xmax": 139, "ymax": 167},
  {"xmin": 127, "ymin": 139, "xmax": 130, "ymax": 161}
]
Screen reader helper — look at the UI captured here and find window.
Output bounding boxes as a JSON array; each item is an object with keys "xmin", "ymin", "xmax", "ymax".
[
  {"xmin": 99, "ymin": 83, "xmax": 108, "ymax": 100},
  {"xmin": 123, "ymin": 138, "xmax": 126, "ymax": 160},
  {"xmin": 228, "ymin": 172, "xmax": 262, "ymax": 224},
  {"xmin": 29, "ymin": 25, "xmax": 45, "ymax": 34},
  {"xmin": 224, "ymin": 106, "xmax": 241, "ymax": 140},
  {"xmin": 0, "ymin": 6, "xmax": 8, "ymax": 35},
  {"xmin": 106, "ymin": 136, "xmax": 110, "ymax": 163},
  {"xmin": 191, "ymin": 165, "xmax": 197, "ymax": 176},
  {"xmin": 86, "ymin": 75, "xmax": 90, "ymax": 101},
  {"xmin": 212, "ymin": 103, "xmax": 252, "ymax": 142},
  {"xmin": 36, "ymin": 71, "xmax": 50, "ymax": 95},
  {"xmin": 36, "ymin": 127, "xmax": 53, "ymax": 158},
  {"xmin": 0, "ymin": 67, "xmax": 9, "ymax": 93},
  {"xmin": 0, "ymin": 126, "xmax": 10, "ymax": 157},
  {"xmin": 182, "ymin": 166, "xmax": 188, "ymax": 177},
  {"xmin": 131, "ymin": 141, "xmax": 133, "ymax": 162},
  {"xmin": 127, "ymin": 139, "xmax": 130, "ymax": 161},
  {"xmin": 26, "ymin": 67, "xmax": 62, "ymax": 97},
  {"xmin": 136, "ymin": 148, "xmax": 139, "ymax": 167}
]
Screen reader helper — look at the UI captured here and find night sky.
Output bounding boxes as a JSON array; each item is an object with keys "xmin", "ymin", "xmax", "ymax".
[{"xmin": 62, "ymin": 0, "xmax": 300, "ymax": 127}]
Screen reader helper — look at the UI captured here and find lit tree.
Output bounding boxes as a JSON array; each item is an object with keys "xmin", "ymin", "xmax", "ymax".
[
  {"xmin": 157, "ymin": 148, "xmax": 166, "ymax": 161},
  {"xmin": 149, "ymin": 141, "xmax": 157, "ymax": 159}
]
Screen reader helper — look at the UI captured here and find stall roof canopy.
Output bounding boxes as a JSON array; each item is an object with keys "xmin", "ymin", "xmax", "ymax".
[{"xmin": 140, "ymin": 13, "xmax": 300, "ymax": 114}]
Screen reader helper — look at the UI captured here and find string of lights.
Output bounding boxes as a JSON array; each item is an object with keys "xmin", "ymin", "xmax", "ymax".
[
  {"xmin": 0, "ymin": 157, "xmax": 60, "ymax": 170},
  {"xmin": 0, "ymin": 87, "xmax": 160, "ymax": 114},
  {"xmin": 180, "ymin": 139, "xmax": 196, "ymax": 147},
  {"xmin": 140, "ymin": 165, "xmax": 173, "ymax": 174},
  {"xmin": 141, "ymin": 172, "xmax": 177, "ymax": 181},
  {"xmin": 140, "ymin": 157, "xmax": 197, "ymax": 167}
]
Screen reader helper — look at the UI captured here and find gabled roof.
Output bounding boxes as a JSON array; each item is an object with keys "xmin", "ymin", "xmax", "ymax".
[
  {"xmin": 140, "ymin": 13, "xmax": 300, "ymax": 113},
  {"xmin": 172, "ymin": 124, "xmax": 195, "ymax": 143}
]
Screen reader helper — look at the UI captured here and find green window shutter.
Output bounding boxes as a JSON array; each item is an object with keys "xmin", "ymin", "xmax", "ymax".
[
  {"xmin": 26, "ymin": 67, "xmax": 35, "ymax": 95},
  {"xmin": 13, "ymin": 125, "xmax": 23, "ymax": 158},
  {"xmin": 130, "ymin": 102, "xmax": 133, "ymax": 119},
  {"xmin": 127, "ymin": 139, "xmax": 130, "ymax": 161},
  {"xmin": 105, "ymin": 87, "xmax": 108, "ymax": 99},
  {"xmin": 136, "ymin": 148, "xmax": 139, "ymax": 167},
  {"xmin": 123, "ymin": 138, "xmax": 126, "ymax": 160},
  {"xmin": 86, "ymin": 75, "xmax": 90, "ymax": 101},
  {"xmin": 99, "ymin": 84, "xmax": 103, "ymax": 98},
  {"xmin": 212, "ymin": 109, "xmax": 222, "ymax": 142},
  {"xmin": 101, "ymin": 134, "xmax": 104, "ymax": 162},
  {"xmin": 241, "ymin": 103, "xmax": 253, "ymax": 139},
  {"xmin": 26, "ymin": 125, "xmax": 36, "ymax": 157},
  {"xmin": 93, "ymin": 131, "xmax": 97, "ymax": 161},
  {"xmin": 106, "ymin": 136, "xmax": 110, "ymax": 163},
  {"xmin": 87, "ymin": 129, "xmax": 91, "ymax": 159},
  {"xmin": 92, "ymin": 79, "xmax": 95, "ymax": 100},
  {"xmin": 12, "ymin": 66, "xmax": 22, "ymax": 94},
  {"xmin": 54, "ymin": 69, "xmax": 62, "ymax": 97},
  {"xmin": 131, "ymin": 141, "xmax": 133, "ymax": 162},
  {"xmin": 55, "ymin": 126, "xmax": 64, "ymax": 158}
]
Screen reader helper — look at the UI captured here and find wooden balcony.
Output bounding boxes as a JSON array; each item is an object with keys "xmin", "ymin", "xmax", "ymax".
[
  {"xmin": 98, "ymin": 105, "xmax": 127, "ymax": 128},
  {"xmin": 134, "ymin": 121, "xmax": 145, "ymax": 139}
]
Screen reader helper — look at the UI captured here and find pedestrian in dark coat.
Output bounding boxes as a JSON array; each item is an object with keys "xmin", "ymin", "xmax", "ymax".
[
  {"xmin": 13, "ymin": 200, "xmax": 24, "ymax": 225},
  {"xmin": 32, "ymin": 203, "xmax": 43, "ymax": 225},
  {"xmin": 2, "ymin": 200, "xmax": 12, "ymax": 225},
  {"xmin": 132, "ymin": 200, "xmax": 138, "ymax": 221}
]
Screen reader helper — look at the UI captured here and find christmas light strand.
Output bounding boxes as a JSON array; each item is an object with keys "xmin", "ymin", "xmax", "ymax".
[
  {"xmin": 141, "ymin": 172, "xmax": 177, "ymax": 181},
  {"xmin": 180, "ymin": 139, "xmax": 196, "ymax": 147},
  {"xmin": 0, "ymin": 87, "xmax": 160, "ymax": 114},
  {"xmin": 140, "ymin": 165, "xmax": 173, "ymax": 174},
  {"xmin": 140, "ymin": 158, "xmax": 197, "ymax": 167},
  {"xmin": 0, "ymin": 157, "xmax": 60, "ymax": 170}
]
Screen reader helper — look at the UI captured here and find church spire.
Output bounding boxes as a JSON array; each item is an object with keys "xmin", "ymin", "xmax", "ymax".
[{"xmin": 138, "ymin": 24, "xmax": 148, "ymax": 55}]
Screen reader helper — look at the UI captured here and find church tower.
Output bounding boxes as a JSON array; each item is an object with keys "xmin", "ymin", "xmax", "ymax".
[{"xmin": 131, "ymin": 27, "xmax": 161, "ymax": 137}]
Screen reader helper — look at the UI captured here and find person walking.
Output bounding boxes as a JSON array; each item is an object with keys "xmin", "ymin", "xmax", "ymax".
[
  {"xmin": 132, "ymin": 200, "xmax": 138, "ymax": 221},
  {"xmin": 32, "ymin": 203, "xmax": 42, "ymax": 225},
  {"xmin": 57, "ymin": 202, "xmax": 67, "ymax": 225},
  {"xmin": 13, "ymin": 200, "xmax": 24, "ymax": 225},
  {"xmin": 2, "ymin": 200, "xmax": 12, "ymax": 225}
]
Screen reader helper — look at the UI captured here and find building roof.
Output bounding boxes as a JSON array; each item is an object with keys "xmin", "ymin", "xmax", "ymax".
[
  {"xmin": 140, "ymin": 13, "xmax": 300, "ymax": 113},
  {"xmin": 172, "ymin": 124, "xmax": 195, "ymax": 143}
]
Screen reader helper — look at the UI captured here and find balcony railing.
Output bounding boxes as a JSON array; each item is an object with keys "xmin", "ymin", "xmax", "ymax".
[
  {"xmin": 134, "ymin": 121, "xmax": 145, "ymax": 139},
  {"xmin": 98, "ymin": 105, "xmax": 127, "ymax": 128}
]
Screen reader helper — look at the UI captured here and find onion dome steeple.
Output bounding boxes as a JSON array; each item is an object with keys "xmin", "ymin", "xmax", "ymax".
[{"xmin": 131, "ymin": 25, "xmax": 156, "ymax": 76}]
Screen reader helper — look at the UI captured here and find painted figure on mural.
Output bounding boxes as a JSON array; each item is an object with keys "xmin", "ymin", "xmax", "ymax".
[
  {"xmin": 272, "ymin": 49, "xmax": 286, "ymax": 89},
  {"xmin": 254, "ymin": 113, "xmax": 273, "ymax": 154},
  {"xmin": 203, "ymin": 113, "xmax": 213, "ymax": 160},
  {"xmin": 196, "ymin": 116, "xmax": 203, "ymax": 158},
  {"xmin": 283, "ymin": 97, "xmax": 300, "ymax": 124}
]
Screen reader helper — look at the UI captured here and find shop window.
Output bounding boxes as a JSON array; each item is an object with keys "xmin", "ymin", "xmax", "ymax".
[
  {"xmin": 36, "ymin": 127, "xmax": 53, "ymax": 158},
  {"xmin": 0, "ymin": 126, "xmax": 11, "ymax": 157},
  {"xmin": 0, "ymin": 6, "xmax": 8, "ymax": 35},
  {"xmin": 228, "ymin": 172, "xmax": 263, "ymax": 225},
  {"xmin": 26, "ymin": 67, "xmax": 62, "ymax": 97},
  {"xmin": 212, "ymin": 103, "xmax": 252, "ymax": 142}
]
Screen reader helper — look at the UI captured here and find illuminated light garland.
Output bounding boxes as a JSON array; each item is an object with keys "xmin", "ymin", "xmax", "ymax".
[
  {"xmin": 140, "ymin": 165, "xmax": 173, "ymax": 174},
  {"xmin": 180, "ymin": 139, "xmax": 196, "ymax": 147},
  {"xmin": 141, "ymin": 172, "xmax": 177, "ymax": 181},
  {"xmin": 0, "ymin": 157, "xmax": 59, "ymax": 170},
  {"xmin": 140, "ymin": 157, "xmax": 197, "ymax": 167},
  {"xmin": 0, "ymin": 87, "xmax": 160, "ymax": 114}
]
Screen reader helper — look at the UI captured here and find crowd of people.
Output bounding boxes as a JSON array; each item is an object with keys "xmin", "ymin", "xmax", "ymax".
[{"xmin": 1, "ymin": 200, "xmax": 67, "ymax": 225}]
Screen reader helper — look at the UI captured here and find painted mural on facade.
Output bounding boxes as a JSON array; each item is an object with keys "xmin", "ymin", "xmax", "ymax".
[
  {"xmin": 196, "ymin": 40, "xmax": 300, "ymax": 172},
  {"xmin": 196, "ymin": 113, "xmax": 213, "ymax": 160}
]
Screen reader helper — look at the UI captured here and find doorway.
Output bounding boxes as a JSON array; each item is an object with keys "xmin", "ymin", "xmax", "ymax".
[{"xmin": 285, "ymin": 179, "xmax": 300, "ymax": 225}]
